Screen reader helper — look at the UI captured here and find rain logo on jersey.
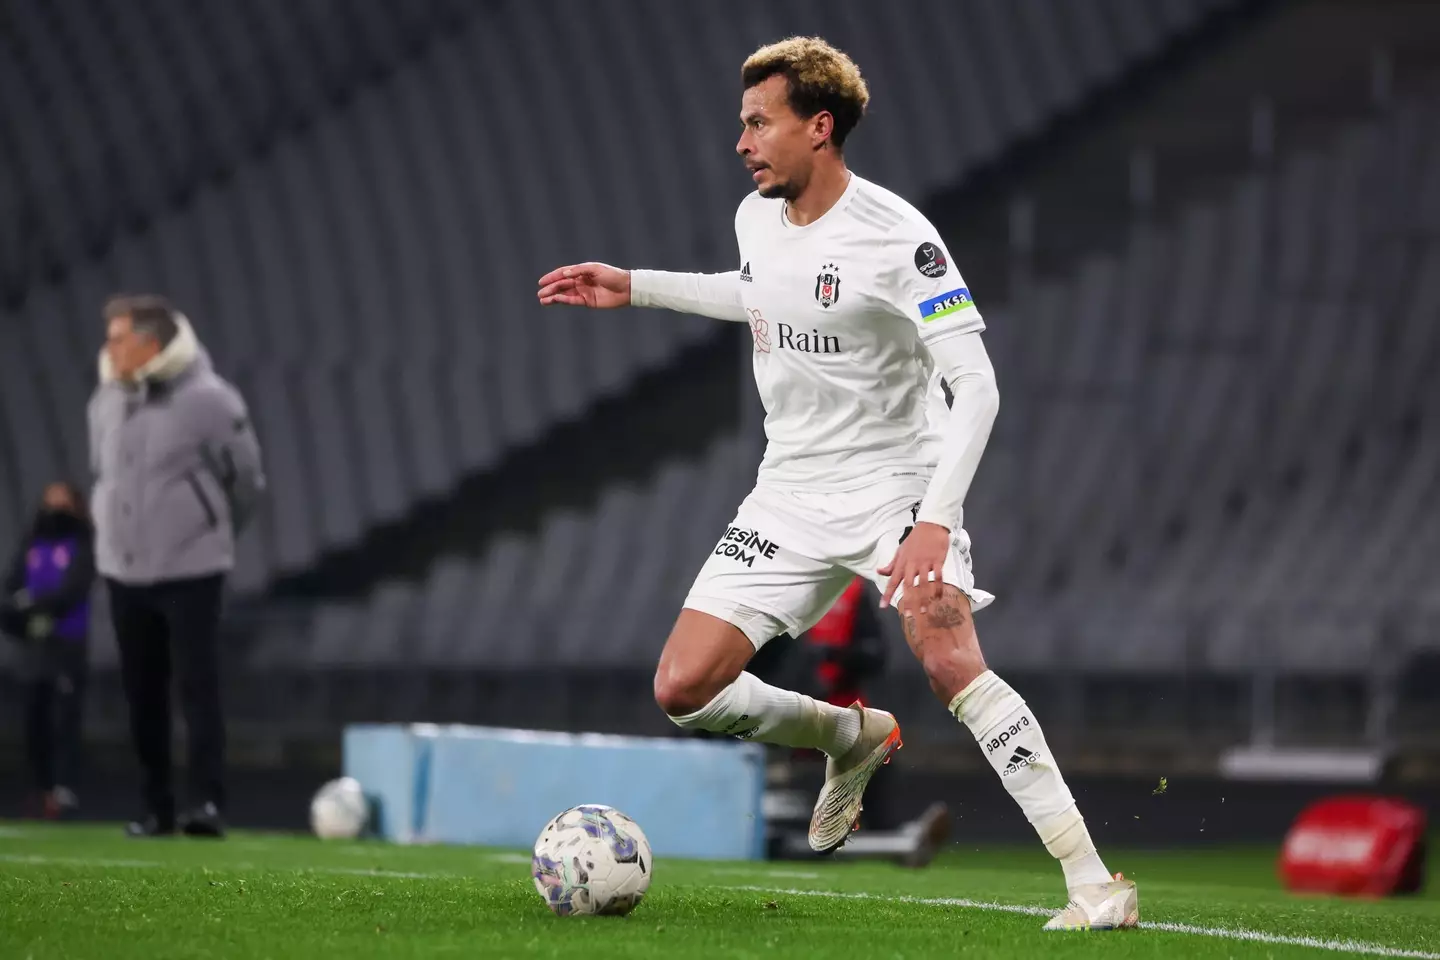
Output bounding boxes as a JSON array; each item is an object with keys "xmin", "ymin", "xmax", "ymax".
[
  {"xmin": 918, "ymin": 287, "xmax": 975, "ymax": 322},
  {"xmin": 814, "ymin": 263, "xmax": 841, "ymax": 308}
]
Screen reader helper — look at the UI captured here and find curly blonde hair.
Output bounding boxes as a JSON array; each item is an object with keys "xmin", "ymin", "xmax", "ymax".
[{"xmin": 742, "ymin": 37, "xmax": 869, "ymax": 148}]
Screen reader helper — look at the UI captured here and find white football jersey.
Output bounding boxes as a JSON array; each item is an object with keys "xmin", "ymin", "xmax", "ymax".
[{"xmin": 736, "ymin": 173, "xmax": 985, "ymax": 490}]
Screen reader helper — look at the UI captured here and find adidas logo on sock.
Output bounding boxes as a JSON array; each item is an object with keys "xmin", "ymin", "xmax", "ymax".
[
  {"xmin": 1003, "ymin": 745, "xmax": 1040, "ymax": 776},
  {"xmin": 740, "ymin": 261, "xmax": 753, "ymax": 282}
]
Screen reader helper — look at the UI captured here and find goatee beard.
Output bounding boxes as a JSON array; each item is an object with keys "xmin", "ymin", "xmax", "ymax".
[{"xmin": 758, "ymin": 180, "xmax": 796, "ymax": 202}]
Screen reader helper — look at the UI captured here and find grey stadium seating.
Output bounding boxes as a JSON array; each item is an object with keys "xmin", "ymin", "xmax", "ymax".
[
  {"xmin": 0, "ymin": 0, "xmax": 1241, "ymax": 590},
  {"xmin": 2, "ymin": 0, "xmax": 1435, "ymax": 752},
  {"xmin": 246, "ymin": 434, "xmax": 754, "ymax": 670},
  {"xmin": 227, "ymin": 88, "xmax": 1440, "ymax": 719},
  {"xmin": 0, "ymin": 0, "xmax": 472, "ymax": 302}
]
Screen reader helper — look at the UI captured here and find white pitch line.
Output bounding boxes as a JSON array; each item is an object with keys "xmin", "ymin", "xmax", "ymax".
[
  {"xmin": 484, "ymin": 853, "xmax": 533, "ymax": 865},
  {"xmin": 725, "ymin": 886, "xmax": 1440, "ymax": 960}
]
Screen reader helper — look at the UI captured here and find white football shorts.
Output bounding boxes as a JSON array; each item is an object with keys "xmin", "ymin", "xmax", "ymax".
[{"xmin": 683, "ymin": 479, "xmax": 995, "ymax": 648}]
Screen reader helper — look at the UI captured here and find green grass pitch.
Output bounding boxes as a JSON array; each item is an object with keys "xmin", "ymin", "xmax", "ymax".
[{"xmin": 2, "ymin": 822, "xmax": 1437, "ymax": 958}]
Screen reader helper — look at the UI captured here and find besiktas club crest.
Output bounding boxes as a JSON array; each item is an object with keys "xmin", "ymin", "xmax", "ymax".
[{"xmin": 814, "ymin": 263, "xmax": 841, "ymax": 308}]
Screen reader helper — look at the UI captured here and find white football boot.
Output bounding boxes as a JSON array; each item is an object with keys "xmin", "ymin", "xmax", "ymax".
[
  {"xmin": 808, "ymin": 704, "xmax": 902, "ymax": 853},
  {"xmin": 1042, "ymin": 873, "xmax": 1139, "ymax": 931}
]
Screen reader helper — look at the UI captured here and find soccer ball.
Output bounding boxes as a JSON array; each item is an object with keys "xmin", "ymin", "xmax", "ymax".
[
  {"xmin": 309, "ymin": 777, "xmax": 369, "ymax": 840},
  {"xmin": 532, "ymin": 804, "xmax": 653, "ymax": 916}
]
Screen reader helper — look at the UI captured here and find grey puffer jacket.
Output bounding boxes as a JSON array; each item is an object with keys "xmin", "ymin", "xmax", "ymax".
[{"xmin": 87, "ymin": 316, "xmax": 265, "ymax": 585}]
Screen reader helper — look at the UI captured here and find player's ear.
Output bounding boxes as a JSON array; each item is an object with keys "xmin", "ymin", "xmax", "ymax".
[{"xmin": 811, "ymin": 111, "xmax": 835, "ymax": 150}]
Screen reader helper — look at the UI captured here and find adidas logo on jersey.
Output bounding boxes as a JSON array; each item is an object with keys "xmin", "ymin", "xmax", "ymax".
[
  {"xmin": 740, "ymin": 262, "xmax": 753, "ymax": 282},
  {"xmin": 1003, "ymin": 746, "xmax": 1040, "ymax": 776}
]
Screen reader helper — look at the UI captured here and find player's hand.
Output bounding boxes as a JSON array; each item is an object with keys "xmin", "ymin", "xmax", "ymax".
[
  {"xmin": 878, "ymin": 522, "xmax": 950, "ymax": 612},
  {"xmin": 537, "ymin": 262, "xmax": 631, "ymax": 308}
]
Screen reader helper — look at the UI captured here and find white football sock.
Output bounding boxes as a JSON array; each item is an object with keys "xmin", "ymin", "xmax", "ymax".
[
  {"xmin": 667, "ymin": 672, "xmax": 861, "ymax": 758},
  {"xmin": 950, "ymin": 670, "xmax": 1112, "ymax": 889}
]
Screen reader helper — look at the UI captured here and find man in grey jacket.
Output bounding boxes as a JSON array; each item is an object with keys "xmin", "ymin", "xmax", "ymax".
[{"xmin": 89, "ymin": 294, "xmax": 264, "ymax": 838}]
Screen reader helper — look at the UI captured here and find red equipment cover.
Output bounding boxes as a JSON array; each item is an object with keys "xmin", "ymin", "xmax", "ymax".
[{"xmin": 1278, "ymin": 795, "xmax": 1426, "ymax": 897}]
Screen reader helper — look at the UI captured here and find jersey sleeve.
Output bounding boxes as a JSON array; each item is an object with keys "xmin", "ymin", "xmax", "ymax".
[
  {"xmin": 879, "ymin": 223, "xmax": 985, "ymax": 344},
  {"xmin": 630, "ymin": 270, "xmax": 747, "ymax": 321}
]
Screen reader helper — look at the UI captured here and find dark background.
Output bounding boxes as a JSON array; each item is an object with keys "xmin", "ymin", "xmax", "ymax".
[{"xmin": 1, "ymin": 0, "xmax": 1438, "ymax": 839}]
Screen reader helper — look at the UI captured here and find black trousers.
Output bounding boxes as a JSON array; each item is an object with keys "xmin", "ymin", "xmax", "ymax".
[
  {"xmin": 108, "ymin": 575, "xmax": 226, "ymax": 819},
  {"xmin": 24, "ymin": 640, "xmax": 88, "ymax": 793}
]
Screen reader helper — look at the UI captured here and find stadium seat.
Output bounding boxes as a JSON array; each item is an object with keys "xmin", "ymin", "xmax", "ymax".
[
  {"xmin": 0, "ymin": 0, "xmax": 474, "ymax": 306},
  {"xmin": 20, "ymin": 0, "xmax": 1434, "ymax": 732},
  {"xmin": 0, "ymin": 0, "xmax": 1247, "ymax": 595}
]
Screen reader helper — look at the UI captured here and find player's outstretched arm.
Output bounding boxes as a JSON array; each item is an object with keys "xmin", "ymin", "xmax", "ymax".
[
  {"xmin": 538, "ymin": 264, "xmax": 746, "ymax": 322},
  {"xmin": 630, "ymin": 269, "xmax": 747, "ymax": 322},
  {"xmin": 537, "ymin": 262, "xmax": 632, "ymax": 309}
]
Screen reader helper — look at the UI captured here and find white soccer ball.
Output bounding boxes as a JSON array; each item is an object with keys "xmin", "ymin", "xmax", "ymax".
[
  {"xmin": 310, "ymin": 777, "xmax": 369, "ymax": 840},
  {"xmin": 532, "ymin": 804, "xmax": 653, "ymax": 916}
]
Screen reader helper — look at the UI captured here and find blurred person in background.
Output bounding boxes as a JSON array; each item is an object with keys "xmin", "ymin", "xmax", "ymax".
[
  {"xmin": 89, "ymin": 295, "xmax": 265, "ymax": 839},
  {"xmin": 2, "ymin": 482, "xmax": 95, "ymax": 819},
  {"xmin": 758, "ymin": 577, "xmax": 950, "ymax": 867}
]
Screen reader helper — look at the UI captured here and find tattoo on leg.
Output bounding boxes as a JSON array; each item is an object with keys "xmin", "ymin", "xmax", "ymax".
[
  {"xmin": 901, "ymin": 611, "xmax": 917, "ymax": 646},
  {"xmin": 925, "ymin": 602, "xmax": 967, "ymax": 631}
]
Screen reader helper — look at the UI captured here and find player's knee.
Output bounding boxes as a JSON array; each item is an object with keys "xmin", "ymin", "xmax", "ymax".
[
  {"xmin": 899, "ymin": 587, "xmax": 984, "ymax": 702},
  {"xmin": 921, "ymin": 644, "xmax": 979, "ymax": 705},
  {"xmin": 917, "ymin": 644, "xmax": 986, "ymax": 705},
  {"xmin": 654, "ymin": 609, "xmax": 756, "ymax": 718},
  {"xmin": 652, "ymin": 666, "xmax": 716, "ymax": 718}
]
